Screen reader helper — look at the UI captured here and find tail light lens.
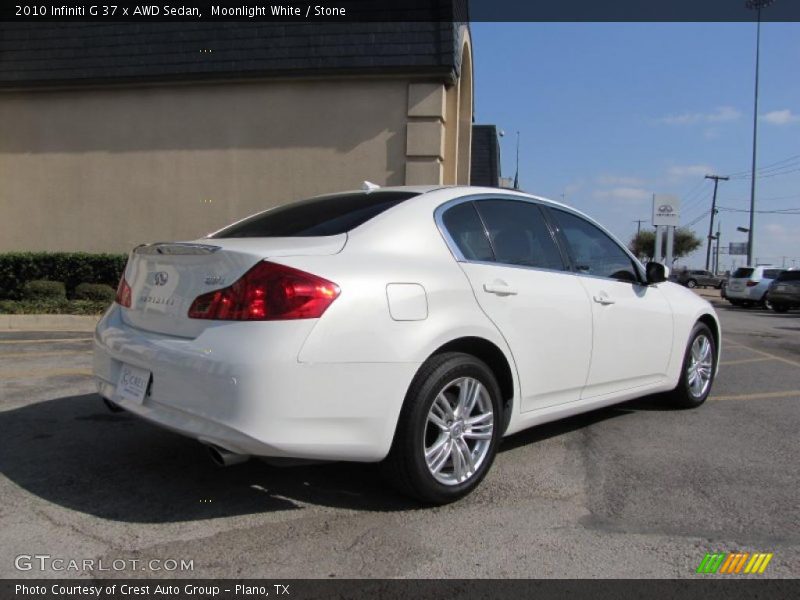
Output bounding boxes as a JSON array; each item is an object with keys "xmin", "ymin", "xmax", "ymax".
[
  {"xmin": 115, "ymin": 275, "xmax": 132, "ymax": 308},
  {"xmin": 188, "ymin": 261, "xmax": 340, "ymax": 321},
  {"xmin": 746, "ymin": 280, "xmax": 758, "ymax": 287}
]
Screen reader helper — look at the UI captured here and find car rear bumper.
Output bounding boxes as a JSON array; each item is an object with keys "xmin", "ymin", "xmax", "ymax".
[
  {"xmin": 725, "ymin": 286, "xmax": 763, "ymax": 300},
  {"xmin": 93, "ymin": 306, "xmax": 418, "ymax": 462}
]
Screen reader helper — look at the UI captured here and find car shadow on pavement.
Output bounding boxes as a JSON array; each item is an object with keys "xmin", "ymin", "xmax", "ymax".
[
  {"xmin": 0, "ymin": 393, "xmax": 421, "ymax": 522},
  {"xmin": 0, "ymin": 391, "xmax": 675, "ymax": 521}
]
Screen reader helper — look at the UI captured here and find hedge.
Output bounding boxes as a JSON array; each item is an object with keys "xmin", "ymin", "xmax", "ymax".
[
  {"xmin": 74, "ymin": 282, "xmax": 117, "ymax": 303},
  {"xmin": 0, "ymin": 299, "xmax": 109, "ymax": 315},
  {"xmin": 21, "ymin": 280, "xmax": 67, "ymax": 301},
  {"xmin": 0, "ymin": 252, "xmax": 127, "ymax": 300}
]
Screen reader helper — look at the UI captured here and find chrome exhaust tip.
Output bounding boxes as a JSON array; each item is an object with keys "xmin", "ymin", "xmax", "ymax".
[{"xmin": 206, "ymin": 444, "xmax": 250, "ymax": 467}]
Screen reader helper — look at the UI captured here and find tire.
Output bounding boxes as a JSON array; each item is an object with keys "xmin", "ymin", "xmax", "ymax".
[
  {"xmin": 666, "ymin": 323, "xmax": 716, "ymax": 409},
  {"xmin": 772, "ymin": 304, "xmax": 788, "ymax": 313},
  {"xmin": 382, "ymin": 352, "xmax": 502, "ymax": 504},
  {"xmin": 686, "ymin": 279, "xmax": 697, "ymax": 289}
]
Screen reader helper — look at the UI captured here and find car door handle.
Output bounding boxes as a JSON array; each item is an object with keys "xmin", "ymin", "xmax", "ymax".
[
  {"xmin": 593, "ymin": 294, "xmax": 615, "ymax": 305},
  {"xmin": 483, "ymin": 282, "xmax": 518, "ymax": 296}
]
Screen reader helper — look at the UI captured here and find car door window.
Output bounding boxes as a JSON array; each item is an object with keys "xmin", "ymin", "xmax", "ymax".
[
  {"xmin": 473, "ymin": 200, "xmax": 566, "ymax": 270},
  {"xmin": 440, "ymin": 201, "xmax": 495, "ymax": 262},
  {"xmin": 551, "ymin": 209, "xmax": 640, "ymax": 282}
]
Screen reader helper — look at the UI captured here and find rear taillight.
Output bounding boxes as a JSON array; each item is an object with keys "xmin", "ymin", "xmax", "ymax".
[
  {"xmin": 188, "ymin": 261, "xmax": 340, "ymax": 321},
  {"xmin": 746, "ymin": 280, "xmax": 758, "ymax": 287},
  {"xmin": 115, "ymin": 275, "xmax": 132, "ymax": 308}
]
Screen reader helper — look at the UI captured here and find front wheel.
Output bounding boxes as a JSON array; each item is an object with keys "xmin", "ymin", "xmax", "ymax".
[
  {"xmin": 666, "ymin": 323, "xmax": 716, "ymax": 409},
  {"xmin": 382, "ymin": 352, "xmax": 502, "ymax": 504}
]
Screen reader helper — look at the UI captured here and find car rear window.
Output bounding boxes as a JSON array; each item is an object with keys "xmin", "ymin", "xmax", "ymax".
[
  {"xmin": 732, "ymin": 268, "xmax": 754, "ymax": 278},
  {"xmin": 763, "ymin": 269, "xmax": 783, "ymax": 279},
  {"xmin": 212, "ymin": 191, "xmax": 418, "ymax": 238},
  {"xmin": 776, "ymin": 271, "xmax": 800, "ymax": 282}
]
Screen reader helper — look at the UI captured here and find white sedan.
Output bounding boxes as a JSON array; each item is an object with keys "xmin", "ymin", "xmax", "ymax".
[{"xmin": 94, "ymin": 186, "xmax": 720, "ymax": 503}]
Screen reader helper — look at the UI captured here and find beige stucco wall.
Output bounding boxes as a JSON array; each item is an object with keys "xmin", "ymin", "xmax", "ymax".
[{"xmin": 0, "ymin": 78, "xmax": 418, "ymax": 253}]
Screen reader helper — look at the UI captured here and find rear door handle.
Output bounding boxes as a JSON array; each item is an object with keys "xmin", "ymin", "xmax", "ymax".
[
  {"xmin": 483, "ymin": 282, "xmax": 518, "ymax": 296},
  {"xmin": 593, "ymin": 294, "xmax": 615, "ymax": 305}
]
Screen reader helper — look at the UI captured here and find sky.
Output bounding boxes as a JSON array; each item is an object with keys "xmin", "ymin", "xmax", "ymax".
[{"xmin": 471, "ymin": 22, "xmax": 800, "ymax": 270}]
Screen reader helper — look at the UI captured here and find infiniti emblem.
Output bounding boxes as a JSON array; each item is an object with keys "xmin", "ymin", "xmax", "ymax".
[
  {"xmin": 153, "ymin": 271, "xmax": 169, "ymax": 286},
  {"xmin": 658, "ymin": 205, "xmax": 674, "ymax": 213}
]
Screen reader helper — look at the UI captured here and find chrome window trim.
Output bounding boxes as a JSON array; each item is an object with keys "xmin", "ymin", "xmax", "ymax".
[{"xmin": 434, "ymin": 193, "xmax": 646, "ymax": 284}]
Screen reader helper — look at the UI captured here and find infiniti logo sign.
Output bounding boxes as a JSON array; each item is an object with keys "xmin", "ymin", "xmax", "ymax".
[{"xmin": 658, "ymin": 205, "xmax": 674, "ymax": 213}]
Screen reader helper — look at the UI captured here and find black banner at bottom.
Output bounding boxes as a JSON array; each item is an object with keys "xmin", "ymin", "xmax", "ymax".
[{"xmin": 3, "ymin": 579, "xmax": 799, "ymax": 600}]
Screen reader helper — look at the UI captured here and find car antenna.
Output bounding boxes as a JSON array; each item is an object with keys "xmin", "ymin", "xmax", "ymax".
[{"xmin": 361, "ymin": 181, "xmax": 381, "ymax": 192}]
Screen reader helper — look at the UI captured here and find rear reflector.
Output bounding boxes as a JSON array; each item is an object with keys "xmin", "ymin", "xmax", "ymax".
[
  {"xmin": 115, "ymin": 275, "xmax": 132, "ymax": 308},
  {"xmin": 188, "ymin": 261, "xmax": 340, "ymax": 321}
]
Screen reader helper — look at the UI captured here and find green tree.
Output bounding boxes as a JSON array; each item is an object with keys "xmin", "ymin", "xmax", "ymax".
[{"xmin": 629, "ymin": 228, "xmax": 703, "ymax": 262}]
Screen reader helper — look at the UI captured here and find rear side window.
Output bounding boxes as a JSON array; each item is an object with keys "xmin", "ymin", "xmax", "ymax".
[
  {"xmin": 212, "ymin": 191, "xmax": 418, "ymax": 238},
  {"xmin": 763, "ymin": 269, "xmax": 783, "ymax": 280},
  {"xmin": 551, "ymin": 209, "xmax": 639, "ymax": 282},
  {"xmin": 777, "ymin": 271, "xmax": 800, "ymax": 282},
  {"xmin": 732, "ymin": 268, "xmax": 754, "ymax": 278},
  {"xmin": 474, "ymin": 200, "xmax": 566, "ymax": 270},
  {"xmin": 441, "ymin": 202, "xmax": 494, "ymax": 261}
]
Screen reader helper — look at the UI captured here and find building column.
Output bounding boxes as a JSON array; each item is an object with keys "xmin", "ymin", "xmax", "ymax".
[{"xmin": 405, "ymin": 83, "xmax": 445, "ymax": 185}]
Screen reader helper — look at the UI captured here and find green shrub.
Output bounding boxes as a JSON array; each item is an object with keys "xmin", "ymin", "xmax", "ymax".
[
  {"xmin": 73, "ymin": 282, "xmax": 116, "ymax": 303},
  {"xmin": 0, "ymin": 252, "xmax": 127, "ymax": 299},
  {"xmin": 0, "ymin": 299, "xmax": 108, "ymax": 315},
  {"xmin": 21, "ymin": 280, "xmax": 67, "ymax": 301}
]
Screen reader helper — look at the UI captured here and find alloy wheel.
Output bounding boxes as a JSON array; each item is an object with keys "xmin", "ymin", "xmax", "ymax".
[
  {"xmin": 687, "ymin": 334, "xmax": 713, "ymax": 398},
  {"xmin": 423, "ymin": 376, "xmax": 494, "ymax": 486}
]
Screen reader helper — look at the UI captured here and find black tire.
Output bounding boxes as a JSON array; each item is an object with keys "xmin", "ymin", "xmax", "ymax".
[
  {"xmin": 666, "ymin": 323, "xmax": 717, "ymax": 409},
  {"xmin": 686, "ymin": 279, "xmax": 697, "ymax": 289},
  {"xmin": 382, "ymin": 352, "xmax": 502, "ymax": 505},
  {"xmin": 772, "ymin": 304, "xmax": 788, "ymax": 313}
]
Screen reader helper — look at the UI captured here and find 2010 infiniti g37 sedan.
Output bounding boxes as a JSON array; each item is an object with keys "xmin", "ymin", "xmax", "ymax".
[{"xmin": 94, "ymin": 186, "xmax": 720, "ymax": 504}]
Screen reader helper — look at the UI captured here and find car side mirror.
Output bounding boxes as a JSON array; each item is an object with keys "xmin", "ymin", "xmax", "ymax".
[{"xmin": 646, "ymin": 262, "xmax": 669, "ymax": 284}]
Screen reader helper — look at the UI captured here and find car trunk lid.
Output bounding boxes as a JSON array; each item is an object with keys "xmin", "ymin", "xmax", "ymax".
[{"xmin": 120, "ymin": 236, "xmax": 346, "ymax": 338}]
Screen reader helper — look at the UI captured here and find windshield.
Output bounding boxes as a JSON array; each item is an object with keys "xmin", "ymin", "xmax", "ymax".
[{"xmin": 212, "ymin": 191, "xmax": 419, "ymax": 238}]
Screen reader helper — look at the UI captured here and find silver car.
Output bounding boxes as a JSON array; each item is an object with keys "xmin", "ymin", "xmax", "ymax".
[{"xmin": 726, "ymin": 266, "xmax": 784, "ymax": 308}]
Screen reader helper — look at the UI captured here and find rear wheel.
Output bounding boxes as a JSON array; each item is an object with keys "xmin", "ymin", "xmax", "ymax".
[
  {"xmin": 667, "ymin": 323, "xmax": 716, "ymax": 409},
  {"xmin": 383, "ymin": 352, "xmax": 502, "ymax": 504}
]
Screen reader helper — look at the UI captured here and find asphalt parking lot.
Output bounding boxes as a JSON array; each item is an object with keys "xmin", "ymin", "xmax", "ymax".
[{"xmin": 1, "ymin": 297, "xmax": 798, "ymax": 579}]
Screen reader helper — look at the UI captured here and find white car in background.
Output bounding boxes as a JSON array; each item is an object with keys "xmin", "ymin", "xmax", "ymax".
[
  {"xmin": 94, "ymin": 186, "xmax": 720, "ymax": 504},
  {"xmin": 725, "ymin": 265, "xmax": 784, "ymax": 308}
]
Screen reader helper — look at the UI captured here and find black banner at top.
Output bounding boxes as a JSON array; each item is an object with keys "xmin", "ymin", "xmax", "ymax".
[{"xmin": 3, "ymin": 0, "xmax": 800, "ymax": 22}]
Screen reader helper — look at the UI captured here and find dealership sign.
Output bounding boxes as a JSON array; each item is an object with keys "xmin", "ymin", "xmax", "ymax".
[
  {"xmin": 729, "ymin": 242, "xmax": 749, "ymax": 256},
  {"xmin": 652, "ymin": 195, "xmax": 680, "ymax": 227}
]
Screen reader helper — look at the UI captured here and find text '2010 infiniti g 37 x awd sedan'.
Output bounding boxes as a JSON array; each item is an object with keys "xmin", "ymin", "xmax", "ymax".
[{"xmin": 94, "ymin": 186, "xmax": 720, "ymax": 504}]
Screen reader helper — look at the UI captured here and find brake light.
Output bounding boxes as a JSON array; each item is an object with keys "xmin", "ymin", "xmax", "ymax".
[
  {"xmin": 115, "ymin": 275, "xmax": 132, "ymax": 308},
  {"xmin": 188, "ymin": 261, "xmax": 340, "ymax": 321},
  {"xmin": 746, "ymin": 280, "xmax": 758, "ymax": 287}
]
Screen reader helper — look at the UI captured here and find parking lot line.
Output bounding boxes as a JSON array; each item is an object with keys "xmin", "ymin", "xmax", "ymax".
[
  {"xmin": 711, "ymin": 390, "xmax": 800, "ymax": 402},
  {"xmin": 722, "ymin": 339, "xmax": 800, "ymax": 369},
  {"xmin": 0, "ymin": 350, "xmax": 93, "ymax": 359},
  {"xmin": 0, "ymin": 368, "xmax": 92, "ymax": 380},
  {"xmin": 719, "ymin": 356, "xmax": 774, "ymax": 367},
  {"xmin": 0, "ymin": 337, "xmax": 93, "ymax": 345}
]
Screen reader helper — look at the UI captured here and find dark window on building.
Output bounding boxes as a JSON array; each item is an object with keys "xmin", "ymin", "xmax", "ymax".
[
  {"xmin": 441, "ymin": 202, "xmax": 494, "ymax": 262},
  {"xmin": 551, "ymin": 209, "xmax": 639, "ymax": 282},
  {"xmin": 474, "ymin": 200, "xmax": 566, "ymax": 270},
  {"xmin": 212, "ymin": 192, "xmax": 417, "ymax": 238}
]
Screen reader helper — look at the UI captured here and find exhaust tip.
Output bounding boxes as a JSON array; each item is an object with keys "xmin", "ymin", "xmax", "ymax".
[
  {"xmin": 102, "ymin": 398, "xmax": 124, "ymax": 413},
  {"xmin": 206, "ymin": 444, "xmax": 249, "ymax": 467}
]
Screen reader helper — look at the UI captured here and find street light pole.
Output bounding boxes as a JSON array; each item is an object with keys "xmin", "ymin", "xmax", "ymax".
[{"xmin": 745, "ymin": 0, "xmax": 775, "ymax": 265}]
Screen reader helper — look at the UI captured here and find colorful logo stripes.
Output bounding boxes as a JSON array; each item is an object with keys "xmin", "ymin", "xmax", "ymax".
[{"xmin": 696, "ymin": 552, "xmax": 773, "ymax": 574}]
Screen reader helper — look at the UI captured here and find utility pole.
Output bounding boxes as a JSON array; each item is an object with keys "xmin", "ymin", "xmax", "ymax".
[
  {"xmin": 714, "ymin": 221, "xmax": 722, "ymax": 274},
  {"xmin": 513, "ymin": 131, "xmax": 520, "ymax": 190},
  {"xmin": 633, "ymin": 219, "xmax": 646, "ymax": 235},
  {"xmin": 745, "ymin": 0, "xmax": 775, "ymax": 265},
  {"xmin": 704, "ymin": 174, "xmax": 729, "ymax": 270}
]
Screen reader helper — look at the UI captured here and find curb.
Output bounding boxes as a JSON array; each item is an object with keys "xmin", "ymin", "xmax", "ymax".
[{"xmin": 0, "ymin": 314, "xmax": 100, "ymax": 332}]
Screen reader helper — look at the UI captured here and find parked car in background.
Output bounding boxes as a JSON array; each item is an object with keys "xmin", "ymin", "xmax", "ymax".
[
  {"xmin": 93, "ymin": 185, "xmax": 720, "ymax": 504},
  {"xmin": 673, "ymin": 269, "xmax": 725, "ymax": 289},
  {"xmin": 766, "ymin": 270, "xmax": 800, "ymax": 313},
  {"xmin": 725, "ymin": 265, "xmax": 784, "ymax": 308}
]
